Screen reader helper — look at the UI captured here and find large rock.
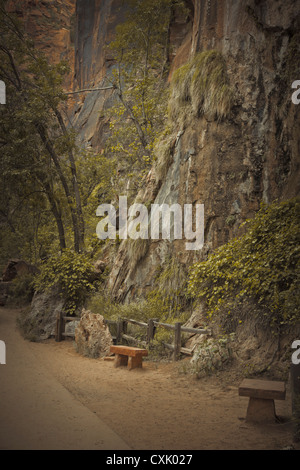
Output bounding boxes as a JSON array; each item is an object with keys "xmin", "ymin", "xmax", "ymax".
[
  {"xmin": 2, "ymin": 259, "xmax": 37, "ymax": 282},
  {"xmin": 18, "ymin": 285, "xmax": 65, "ymax": 341},
  {"xmin": 75, "ymin": 308, "xmax": 112, "ymax": 358}
]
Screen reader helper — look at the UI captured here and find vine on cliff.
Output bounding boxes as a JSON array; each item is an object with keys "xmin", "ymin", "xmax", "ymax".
[{"xmin": 188, "ymin": 198, "xmax": 300, "ymax": 329}]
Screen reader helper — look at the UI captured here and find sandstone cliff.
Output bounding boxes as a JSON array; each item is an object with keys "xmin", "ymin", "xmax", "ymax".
[
  {"xmin": 7, "ymin": 0, "xmax": 76, "ymax": 91},
  {"xmin": 71, "ymin": 0, "xmax": 299, "ymax": 301},
  {"xmin": 7, "ymin": 1, "xmax": 300, "ymax": 302}
]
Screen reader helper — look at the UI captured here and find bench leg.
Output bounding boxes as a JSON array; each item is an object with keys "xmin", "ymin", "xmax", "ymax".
[
  {"xmin": 114, "ymin": 354, "xmax": 128, "ymax": 368},
  {"xmin": 246, "ymin": 397, "xmax": 276, "ymax": 423},
  {"xmin": 128, "ymin": 355, "xmax": 143, "ymax": 370}
]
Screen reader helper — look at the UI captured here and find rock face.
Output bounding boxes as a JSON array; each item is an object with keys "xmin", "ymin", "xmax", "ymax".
[
  {"xmin": 7, "ymin": 0, "xmax": 75, "ymax": 64},
  {"xmin": 19, "ymin": 286, "xmax": 65, "ymax": 340},
  {"xmin": 91, "ymin": 0, "xmax": 299, "ymax": 301},
  {"xmin": 8, "ymin": 1, "xmax": 300, "ymax": 300},
  {"xmin": 75, "ymin": 308, "xmax": 113, "ymax": 358},
  {"xmin": 1, "ymin": 259, "xmax": 37, "ymax": 282},
  {"xmin": 7, "ymin": 0, "xmax": 76, "ymax": 97}
]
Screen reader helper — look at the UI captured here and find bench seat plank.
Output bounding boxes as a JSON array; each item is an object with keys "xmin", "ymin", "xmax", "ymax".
[
  {"xmin": 110, "ymin": 345, "xmax": 148, "ymax": 357},
  {"xmin": 239, "ymin": 379, "xmax": 286, "ymax": 400}
]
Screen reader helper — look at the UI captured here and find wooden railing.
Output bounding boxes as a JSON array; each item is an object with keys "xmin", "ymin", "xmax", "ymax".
[
  {"xmin": 55, "ymin": 312, "xmax": 211, "ymax": 361},
  {"xmin": 55, "ymin": 312, "xmax": 81, "ymax": 342}
]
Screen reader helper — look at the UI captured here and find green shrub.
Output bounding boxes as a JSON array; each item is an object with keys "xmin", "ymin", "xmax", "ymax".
[
  {"xmin": 10, "ymin": 273, "xmax": 35, "ymax": 305},
  {"xmin": 87, "ymin": 289, "xmax": 119, "ymax": 319},
  {"xmin": 148, "ymin": 327, "xmax": 175, "ymax": 359},
  {"xmin": 188, "ymin": 198, "xmax": 300, "ymax": 329},
  {"xmin": 34, "ymin": 249, "xmax": 98, "ymax": 315}
]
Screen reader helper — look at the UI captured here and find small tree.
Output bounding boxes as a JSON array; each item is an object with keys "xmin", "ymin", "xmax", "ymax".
[{"xmin": 105, "ymin": 0, "xmax": 188, "ymax": 196}]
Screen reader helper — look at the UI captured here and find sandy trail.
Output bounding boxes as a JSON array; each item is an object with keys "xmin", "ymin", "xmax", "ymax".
[
  {"xmin": 0, "ymin": 307, "xmax": 298, "ymax": 450},
  {"xmin": 0, "ymin": 307, "xmax": 129, "ymax": 450}
]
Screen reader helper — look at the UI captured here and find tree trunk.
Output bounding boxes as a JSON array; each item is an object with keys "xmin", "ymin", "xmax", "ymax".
[
  {"xmin": 35, "ymin": 122, "xmax": 81, "ymax": 252},
  {"xmin": 54, "ymin": 108, "xmax": 85, "ymax": 251},
  {"xmin": 37, "ymin": 175, "xmax": 67, "ymax": 251},
  {"xmin": 116, "ymin": 89, "xmax": 149, "ymax": 154}
]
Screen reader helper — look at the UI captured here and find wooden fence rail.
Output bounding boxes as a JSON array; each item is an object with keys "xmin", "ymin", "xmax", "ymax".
[
  {"xmin": 55, "ymin": 311, "xmax": 80, "ymax": 342},
  {"xmin": 55, "ymin": 312, "xmax": 211, "ymax": 361}
]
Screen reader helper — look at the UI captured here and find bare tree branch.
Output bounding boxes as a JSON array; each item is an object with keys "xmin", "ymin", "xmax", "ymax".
[{"xmin": 64, "ymin": 86, "xmax": 114, "ymax": 95}]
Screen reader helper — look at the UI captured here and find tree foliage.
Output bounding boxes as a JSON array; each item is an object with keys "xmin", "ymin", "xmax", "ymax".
[
  {"xmin": 0, "ymin": 1, "xmax": 84, "ymax": 256},
  {"xmin": 105, "ymin": 0, "xmax": 188, "ymax": 197},
  {"xmin": 0, "ymin": 1, "xmax": 116, "ymax": 264},
  {"xmin": 33, "ymin": 249, "xmax": 98, "ymax": 315}
]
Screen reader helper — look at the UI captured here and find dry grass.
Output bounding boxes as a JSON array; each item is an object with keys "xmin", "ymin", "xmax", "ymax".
[
  {"xmin": 126, "ymin": 237, "xmax": 150, "ymax": 270},
  {"xmin": 168, "ymin": 50, "xmax": 234, "ymax": 125}
]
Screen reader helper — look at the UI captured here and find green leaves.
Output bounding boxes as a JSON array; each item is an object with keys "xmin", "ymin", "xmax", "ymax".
[
  {"xmin": 34, "ymin": 250, "xmax": 98, "ymax": 315},
  {"xmin": 188, "ymin": 198, "xmax": 300, "ymax": 327},
  {"xmin": 0, "ymin": 3, "xmax": 86, "ymax": 257},
  {"xmin": 105, "ymin": 0, "xmax": 188, "ymax": 196}
]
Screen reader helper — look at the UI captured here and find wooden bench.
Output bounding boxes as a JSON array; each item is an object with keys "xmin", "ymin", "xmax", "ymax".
[
  {"xmin": 110, "ymin": 345, "xmax": 148, "ymax": 370},
  {"xmin": 239, "ymin": 378, "xmax": 286, "ymax": 423}
]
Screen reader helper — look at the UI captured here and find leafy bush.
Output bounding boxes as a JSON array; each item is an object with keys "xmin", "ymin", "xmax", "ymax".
[
  {"xmin": 34, "ymin": 250, "xmax": 98, "ymax": 315},
  {"xmin": 9, "ymin": 273, "xmax": 35, "ymax": 305},
  {"xmin": 188, "ymin": 198, "xmax": 300, "ymax": 329}
]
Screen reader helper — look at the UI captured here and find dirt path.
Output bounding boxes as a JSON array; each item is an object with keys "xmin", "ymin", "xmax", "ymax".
[
  {"xmin": 0, "ymin": 307, "xmax": 298, "ymax": 450},
  {"xmin": 0, "ymin": 307, "xmax": 129, "ymax": 450}
]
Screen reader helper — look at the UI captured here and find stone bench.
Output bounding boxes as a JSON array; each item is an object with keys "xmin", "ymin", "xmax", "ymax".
[
  {"xmin": 239, "ymin": 378, "xmax": 286, "ymax": 423},
  {"xmin": 110, "ymin": 345, "xmax": 148, "ymax": 370}
]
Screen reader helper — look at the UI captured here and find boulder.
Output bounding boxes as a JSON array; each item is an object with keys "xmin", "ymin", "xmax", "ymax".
[
  {"xmin": 94, "ymin": 260, "xmax": 106, "ymax": 273},
  {"xmin": 18, "ymin": 285, "xmax": 65, "ymax": 341},
  {"xmin": 89, "ymin": 259, "xmax": 107, "ymax": 282},
  {"xmin": 75, "ymin": 308, "xmax": 112, "ymax": 358},
  {"xmin": 2, "ymin": 259, "xmax": 37, "ymax": 282}
]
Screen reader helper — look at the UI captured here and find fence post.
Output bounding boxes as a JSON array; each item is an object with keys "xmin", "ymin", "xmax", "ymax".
[
  {"xmin": 116, "ymin": 319, "xmax": 122, "ymax": 344},
  {"xmin": 147, "ymin": 319, "xmax": 155, "ymax": 344},
  {"xmin": 56, "ymin": 311, "xmax": 65, "ymax": 342},
  {"xmin": 116, "ymin": 318, "xmax": 126, "ymax": 344},
  {"xmin": 291, "ymin": 363, "xmax": 300, "ymax": 441},
  {"xmin": 123, "ymin": 319, "xmax": 127, "ymax": 335},
  {"xmin": 173, "ymin": 322, "xmax": 181, "ymax": 361}
]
